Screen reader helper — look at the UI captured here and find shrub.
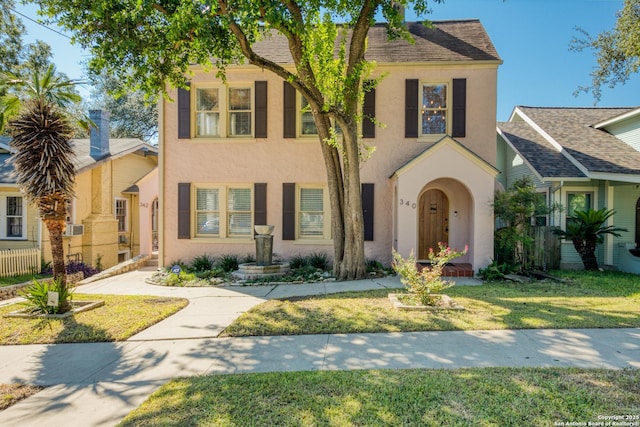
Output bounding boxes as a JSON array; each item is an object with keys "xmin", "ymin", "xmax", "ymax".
[
  {"xmin": 19, "ymin": 279, "xmax": 74, "ymax": 314},
  {"xmin": 392, "ymin": 243, "xmax": 467, "ymax": 306},
  {"xmin": 41, "ymin": 261, "xmax": 100, "ymax": 278},
  {"xmin": 308, "ymin": 252, "xmax": 330, "ymax": 270},
  {"xmin": 216, "ymin": 254, "xmax": 241, "ymax": 272},
  {"xmin": 190, "ymin": 254, "xmax": 215, "ymax": 273},
  {"xmin": 164, "ymin": 271, "xmax": 198, "ymax": 287},
  {"xmin": 240, "ymin": 254, "xmax": 256, "ymax": 264},
  {"xmin": 478, "ymin": 260, "xmax": 513, "ymax": 282},
  {"xmin": 289, "ymin": 254, "xmax": 309, "ymax": 269}
]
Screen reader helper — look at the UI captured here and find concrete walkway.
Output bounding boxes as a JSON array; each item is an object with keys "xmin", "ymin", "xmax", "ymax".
[{"xmin": 0, "ymin": 269, "xmax": 639, "ymax": 426}]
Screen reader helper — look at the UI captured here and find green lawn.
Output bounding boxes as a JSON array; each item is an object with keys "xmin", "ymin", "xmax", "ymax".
[
  {"xmin": 120, "ymin": 367, "xmax": 640, "ymax": 426},
  {"xmin": 221, "ymin": 270, "xmax": 640, "ymax": 337},
  {"xmin": 0, "ymin": 274, "xmax": 50, "ymax": 288},
  {"xmin": 0, "ymin": 294, "xmax": 188, "ymax": 344}
]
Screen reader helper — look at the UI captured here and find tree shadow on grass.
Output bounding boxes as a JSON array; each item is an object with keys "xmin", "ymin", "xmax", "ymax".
[{"xmin": 119, "ymin": 365, "xmax": 640, "ymax": 426}]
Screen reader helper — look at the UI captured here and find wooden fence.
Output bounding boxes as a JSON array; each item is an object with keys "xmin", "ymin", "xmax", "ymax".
[
  {"xmin": 531, "ymin": 226, "xmax": 561, "ymax": 270},
  {"xmin": 0, "ymin": 248, "xmax": 41, "ymax": 278}
]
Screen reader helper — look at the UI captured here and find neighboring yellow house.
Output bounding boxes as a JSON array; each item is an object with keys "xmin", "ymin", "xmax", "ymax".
[{"xmin": 1, "ymin": 110, "xmax": 158, "ymax": 271}]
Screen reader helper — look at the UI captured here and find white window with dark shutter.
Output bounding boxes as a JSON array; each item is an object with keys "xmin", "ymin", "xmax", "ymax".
[
  {"xmin": 195, "ymin": 188, "xmax": 220, "ymax": 236},
  {"xmin": 420, "ymin": 83, "xmax": 448, "ymax": 136},
  {"xmin": 193, "ymin": 184, "xmax": 253, "ymax": 239},
  {"xmin": 192, "ymin": 85, "xmax": 254, "ymax": 139},
  {"xmin": 297, "ymin": 185, "xmax": 331, "ymax": 240},
  {"xmin": 406, "ymin": 78, "xmax": 466, "ymax": 140},
  {"xmin": 195, "ymin": 88, "xmax": 220, "ymax": 137}
]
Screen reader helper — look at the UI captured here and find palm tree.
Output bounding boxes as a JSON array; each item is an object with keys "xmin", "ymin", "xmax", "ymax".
[
  {"xmin": 1, "ymin": 64, "xmax": 84, "ymax": 311},
  {"xmin": 553, "ymin": 208, "xmax": 627, "ymax": 271}
]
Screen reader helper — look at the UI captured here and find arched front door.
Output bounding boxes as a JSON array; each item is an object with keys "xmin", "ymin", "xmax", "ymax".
[{"xmin": 418, "ymin": 189, "xmax": 449, "ymax": 259}]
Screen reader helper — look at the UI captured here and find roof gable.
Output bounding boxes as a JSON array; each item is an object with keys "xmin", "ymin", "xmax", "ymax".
[
  {"xmin": 507, "ymin": 106, "xmax": 640, "ymax": 179},
  {"xmin": 392, "ymin": 136, "xmax": 499, "ymax": 178}
]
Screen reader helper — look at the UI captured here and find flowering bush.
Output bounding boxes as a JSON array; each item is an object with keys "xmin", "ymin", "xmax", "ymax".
[{"xmin": 392, "ymin": 243, "xmax": 468, "ymax": 306}]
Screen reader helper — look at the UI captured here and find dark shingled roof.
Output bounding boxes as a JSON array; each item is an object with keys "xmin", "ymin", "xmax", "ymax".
[
  {"xmin": 499, "ymin": 107, "xmax": 640, "ymax": 178},
  {"xmin": 253, "ymin": 20, "xmax": 501, "ymax": 64},
  {"xmin": 0, "ymin": 138, "xmax": 157, "ymax": 184},
  {"xmin": 498, "ymin": 121, "xmax": 586, "ymax": 179}
]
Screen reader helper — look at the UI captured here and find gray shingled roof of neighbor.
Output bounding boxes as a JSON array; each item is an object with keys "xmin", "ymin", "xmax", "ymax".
[
  {"xmin": 253, "ymin": 20, "xmax": 501, "ymax": 64},
  {"xmin": 515, "ymin": 107, "xmax": 640, "ymax": 176},
  {"xmin": 0, "ymin": 138, "xmax": 157, "ymax": 184},
  {"xmin": 498, "ymin": 121, "xmax": 587, "ymax": 179},
  {"xmin": 71, "ymin": 138, "xmax": 157, "ymax": 173}
]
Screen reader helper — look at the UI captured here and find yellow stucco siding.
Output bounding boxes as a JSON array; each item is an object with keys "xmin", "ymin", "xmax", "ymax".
[{"xmin": 40, "ymin": 153, "xmax": 157, "ymax": 269}]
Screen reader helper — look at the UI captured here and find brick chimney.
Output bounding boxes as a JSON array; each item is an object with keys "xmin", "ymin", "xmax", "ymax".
[{"xmin": 89, "ymin": 109, "xmax": 110, "ymax": 160}]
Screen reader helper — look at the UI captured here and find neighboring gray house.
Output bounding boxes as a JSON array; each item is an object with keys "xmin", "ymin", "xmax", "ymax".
[{"xmin": 497, "ymin": 106, "xmax": 640, "ymax": 272}]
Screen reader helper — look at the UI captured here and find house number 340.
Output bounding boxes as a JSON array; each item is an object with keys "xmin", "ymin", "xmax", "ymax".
[{"xmin": 399, "ymin": 199, "xmax": 417, "ymax": 209}]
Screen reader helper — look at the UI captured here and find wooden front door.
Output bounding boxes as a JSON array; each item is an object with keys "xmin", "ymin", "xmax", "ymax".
[{"xmin": 418, "ymin": 189, "xmax": 449, "ymax": 259}]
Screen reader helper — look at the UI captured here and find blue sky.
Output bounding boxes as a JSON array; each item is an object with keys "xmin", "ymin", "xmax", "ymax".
[{"xmin": 14, "ymin": 0, "xmax": 640, "ymax": 121}]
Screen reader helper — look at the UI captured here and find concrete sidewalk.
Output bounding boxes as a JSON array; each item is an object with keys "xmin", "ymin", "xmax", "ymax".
[{"xmin": 0, "ymin": 269, "xmax": 638, "ymax": 426}]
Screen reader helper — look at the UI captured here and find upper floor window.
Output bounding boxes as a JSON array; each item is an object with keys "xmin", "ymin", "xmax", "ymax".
[
  {"xmin": 421, "ymin": 83, "xmax": 448, "ymax": 136},
  {"xmin": 115, "ymin": 198, "xmax": 128, "ymax": 232},
  {"xmin": 194, "ymin": 86, "xmax": 253, "ymax": 138},
  {"xmin": 194, "ymin": 185, "xmax": 253, "ymax": 238},
  {"xmin": 300, "ymin": 96, "xmax": 317, "ymax": 136}
]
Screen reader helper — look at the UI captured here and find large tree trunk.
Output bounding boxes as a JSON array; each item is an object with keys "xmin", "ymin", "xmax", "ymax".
[
  {"xmin": 42, "ymin": 195, "xmax": 70, "ymax": 311},
  {"xmin": 337, "ymin": 124, "xmax": 367, "ymax": 280}
]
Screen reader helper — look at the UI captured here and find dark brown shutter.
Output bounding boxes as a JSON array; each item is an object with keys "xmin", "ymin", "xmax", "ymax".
[
  {"xmin": 362, "ymin": 183, "xmax": 374, "ymax": 241},
  {"xmin": 178, "ymin": 182, "xmax": 191, "ymax": 239},
  {"xmin": 283, "ymin": 82, "xmax": 296, "ymax": 138},
  {"xmin": 282, "ymin": 183, "xmax": 295, "ymax": 240},
  {"xmin": 362, "ymin": 85, "xmax": 376, "ymax": 139},
  {"xmin": 254, "ymin": 183, "xmax": 267, "ymax": 228},
  {"xmin": 452, "ymin": 78, "xmax": 467, "ymax": 138},
  {"xmin": 178, "ymin": 84, "xmax": 191, "ymax": 139},
  {"xmin": 254, "ymin": 81, "xmax": 267, "ymax": 138},
  {"xmin": 405, "ymin": 79, "xmax": 418, "ymax": 138}
]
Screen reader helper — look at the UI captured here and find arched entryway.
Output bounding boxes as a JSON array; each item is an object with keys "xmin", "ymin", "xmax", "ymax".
[{"xmin": 418, "ymin": 189, "xmax": 449, "ymax": 259}]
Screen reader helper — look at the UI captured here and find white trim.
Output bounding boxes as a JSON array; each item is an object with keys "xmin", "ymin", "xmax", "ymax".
[
  {"xmin": 604, "ymin": 181, "xmax": 614, "ymax": 265},
  {"xmin": 593, "ymin": 108, "xmax": 640, "ymax": 129},
  {"xmin": 0, "ymin": 193, "xmax": 27, "ymax": 240},
  {"xmin": 514, "ymin": 107, "xmax": 591, "ymax": 178},
  {"xmin": 191, "ymin": 83, "xmax": 255, "ymax": 139},
  {"xmin": 296, "ymin": 184, "xmax": 331, "ymax": 241},
  {"xmin": 419, "ymin": 80, "xmax": 450, "ymax": 138},
  {"xmin": 192, "ymin": 183, "xmax": 253, "ymax": 240}
]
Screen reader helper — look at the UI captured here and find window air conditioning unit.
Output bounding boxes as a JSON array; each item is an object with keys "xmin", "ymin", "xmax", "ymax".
[
  {"xmin": 64, "ymin": 224, "xmax": 84, "ymax": 237},
  {"xmin": 119, "ymin": 235, "xmax": 128, "ymax": 244}
]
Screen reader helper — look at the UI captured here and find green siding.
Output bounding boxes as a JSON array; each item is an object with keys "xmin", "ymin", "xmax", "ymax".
[
  {"xmin": 612, "ymin": 184, "xmax": 640, "ymax": 266},
  {"xmin": 606, "ymin": 115, "xmax": 640, "ymax": 152}
]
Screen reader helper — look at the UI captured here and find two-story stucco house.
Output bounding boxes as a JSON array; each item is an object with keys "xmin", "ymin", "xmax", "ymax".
[{"xmin": 158, "ymin": 20, "xmax": 502, "ymax": 274}]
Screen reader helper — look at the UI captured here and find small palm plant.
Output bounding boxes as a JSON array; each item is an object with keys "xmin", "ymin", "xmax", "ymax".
[
  {"xmin": 553, "ymin": 208, "xmax": 627, "ymax": 271},
  {"xmin": 1, "ymin": 64, "xmax": 85, "ymax": 312}
]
